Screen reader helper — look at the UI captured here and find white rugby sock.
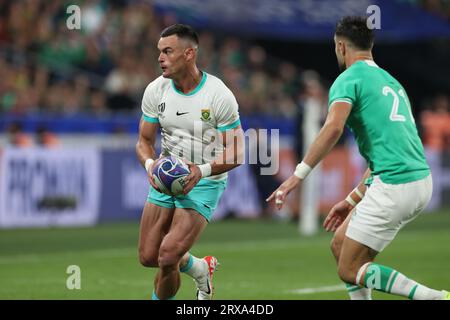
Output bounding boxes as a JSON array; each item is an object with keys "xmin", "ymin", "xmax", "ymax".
[{"xmin": 179, "ymin": 253, "xmax": 206, "ymax": 279}]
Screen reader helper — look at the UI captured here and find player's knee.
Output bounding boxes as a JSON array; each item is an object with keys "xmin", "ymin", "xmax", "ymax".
[
  {"xmin": 337, "ymin": 263, "xmax": 359, "ymax": 284},
  {"xmin": 158, "ymin": 243, "xmax": 184, "ymax": 269},
  {"xmin": 337, "ymin": 265, "xmax": 353, "ymax": 284},
  {"xmin": 139, "ymin": 249, "xmax": 159, "ymax": 268}
]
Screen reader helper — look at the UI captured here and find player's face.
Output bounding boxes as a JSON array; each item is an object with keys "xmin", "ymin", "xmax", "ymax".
[
  {"xmin": 157, "ymin": 35, "xmax": 192, "ymax": 78},
  {"xmin": 334, "ymin": 35, "xmax": 346, "ymax": 72}
]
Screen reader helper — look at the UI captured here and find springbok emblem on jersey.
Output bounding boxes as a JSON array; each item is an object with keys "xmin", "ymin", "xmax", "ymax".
[
  {"xmin": 158, "ymin": 102, "xmax": 165, "ymax": 113},
  {"xmin": 201, "ymin": 109, "xmax": 211, "ymax": 121}
]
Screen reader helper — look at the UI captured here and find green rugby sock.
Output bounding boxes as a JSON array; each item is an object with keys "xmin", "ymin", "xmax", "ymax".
[{"xmin": 358, "ymin": 263, "xmax": 444, "ymax": 300}]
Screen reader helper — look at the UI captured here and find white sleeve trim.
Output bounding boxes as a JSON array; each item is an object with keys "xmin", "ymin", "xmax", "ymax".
[{"xmin": 329, "ymin": 98, "xmax": 353, "ymax": 108}]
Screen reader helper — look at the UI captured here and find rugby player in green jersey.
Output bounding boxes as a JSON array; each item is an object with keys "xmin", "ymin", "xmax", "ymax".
[{"xmin": 268, "ymin": 16, "xmax": 449, "ymax": 300}]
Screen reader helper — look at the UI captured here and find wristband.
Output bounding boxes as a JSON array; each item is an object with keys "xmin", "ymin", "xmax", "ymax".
[
  {"xmin": 145, "ymin": 158, "xmax": 155, "ymax": 173},
  {"xmin": 354, "ymin": 187, "xmax": 364, "ymax": 199},
  {"xmin": 345, "ymin": 194, "xmax": 357, "ymax": 207},
  {"xmin": 293, "ymin": 161, "xmax": 312, "ymax": 179},
  {"xmin": 198, "ymin": 163, "xmax": 212, "ymax": 178}
]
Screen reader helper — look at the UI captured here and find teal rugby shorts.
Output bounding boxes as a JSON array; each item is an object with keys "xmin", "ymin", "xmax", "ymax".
[{"xmin": 147, "ymin": 178, "xmax": 227, "ymax": 222}]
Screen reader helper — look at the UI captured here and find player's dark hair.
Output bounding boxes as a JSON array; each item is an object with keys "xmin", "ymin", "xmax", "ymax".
[
  {"xmin": 335, "ymin": 16, "xmax": 374, "ymax": 50},
  {"xmin": 160, "ymin": 24, "xmax": 199, "ymax": 46}
]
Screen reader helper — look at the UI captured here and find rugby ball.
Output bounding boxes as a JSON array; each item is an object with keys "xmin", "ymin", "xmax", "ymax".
[{"xmin": 152, "ymin": 156, "xmax": 190, "ymax": 196}]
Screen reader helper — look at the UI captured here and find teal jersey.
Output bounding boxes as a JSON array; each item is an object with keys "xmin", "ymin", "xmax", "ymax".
[{"xmin": 328, "ymin": 60, "xmax": 429, "ymax": 184}]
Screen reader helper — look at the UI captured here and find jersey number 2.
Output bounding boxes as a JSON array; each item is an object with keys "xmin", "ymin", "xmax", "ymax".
[{"xmin": 382, "ymin": 86, "xmax": 415, "ymax": 123}]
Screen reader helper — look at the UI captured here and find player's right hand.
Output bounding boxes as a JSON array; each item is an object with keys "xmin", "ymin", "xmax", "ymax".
[
  {"xmin": 323, "ymin": 200, "xmax": 354, "ymax": 232},
  {"xmin": 266, "ymin": 175, "xmax": 301, "ymax": 210},
  {"xmin": 147, "ymin": 161, "xmax": 161, "ymax": 192}
]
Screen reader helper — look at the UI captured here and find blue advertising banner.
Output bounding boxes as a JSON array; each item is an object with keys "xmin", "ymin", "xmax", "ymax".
[
  {"xmin": 0, "ymin": 148, "xmax": 101, "ymax": 228},
  {"xmin": 99, "ymin": 149, "xmax": 149, "ymax": 221},
  {"xmin": 153, "ymin": 0, "xmax": 450, "ymax": 41},
  {"xmin": 1, "ymin": 146, "xmax": 447, "ymax": 229}
]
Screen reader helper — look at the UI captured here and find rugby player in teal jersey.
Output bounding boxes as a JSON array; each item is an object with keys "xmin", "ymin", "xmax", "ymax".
[
  {"xmin": 137, "ymin": 24, "xmax": 243, "ymax": 300},
  {"xmin": 268, "ymin": 16, "xmax": 449, "ymax": 300}
]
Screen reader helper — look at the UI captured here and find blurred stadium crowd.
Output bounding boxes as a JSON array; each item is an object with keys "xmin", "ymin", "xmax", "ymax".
[{"xmin": 0, "ymin": 0, "xmax": 449, "ymax": 152}]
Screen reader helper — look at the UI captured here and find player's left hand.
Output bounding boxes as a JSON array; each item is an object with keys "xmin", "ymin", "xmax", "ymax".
[
  {"xmin": 182, "ymin": 161, "xmax": 202, "ymax": 195},
  {"xmin": 266, "ymin": 175, "xmax": 301, "ymax": 210},
  {"xmin": 323, "ymin": 199, "xmax": 353, "ymax": 232}
]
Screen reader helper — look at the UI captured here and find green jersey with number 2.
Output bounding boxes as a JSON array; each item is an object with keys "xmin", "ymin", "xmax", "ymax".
[{"xmin": 328, "ymin": 60, "xmax": 429, "ymax": 184}]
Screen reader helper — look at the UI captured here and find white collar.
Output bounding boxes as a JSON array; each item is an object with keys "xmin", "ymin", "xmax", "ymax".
[{"xmin": 364, "ymin": 60, "xmax": 379, "ymax": 67}]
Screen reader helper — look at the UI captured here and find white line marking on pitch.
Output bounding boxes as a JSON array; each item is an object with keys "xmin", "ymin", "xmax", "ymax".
[{"xmin": 288, "ymin": 284, "xmax": 346, "ymax": 295}]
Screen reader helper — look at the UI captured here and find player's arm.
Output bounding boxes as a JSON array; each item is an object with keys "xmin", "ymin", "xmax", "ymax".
[
  {"xmin": 136, "ymin": 117, "xmax": 160, "ymax": 189},
  {"xmin": 267, "ymin": 101, "xmax": 352, "ymax": 208},
  {"xmin": 210, "ymin": 125, "xmax": 245, "ymax": 175},
  {"xmin": 301, "ymin": 102, "xmax": 351, "ymax": 168},
  {"xmin": 182, "ymin": 125, "xmax": 244, "ymax": 194}
]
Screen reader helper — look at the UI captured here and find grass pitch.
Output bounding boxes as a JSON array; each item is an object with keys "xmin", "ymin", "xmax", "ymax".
[{"xmin": 1, "ymin": 210, "xmax": 450, "ymax": 300}]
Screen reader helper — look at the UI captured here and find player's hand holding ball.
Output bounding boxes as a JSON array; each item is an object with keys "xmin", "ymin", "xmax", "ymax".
[
  {"xmin": 182, "ymin": 159, "xmax": 203, "ymax": 195},
  {"xmin": 151, "ymin": 156, "xmax": 191, "ymax": 196},
  {"xmin": 145, "ymin": 158, "xmax": 160, "ymax": 192}
]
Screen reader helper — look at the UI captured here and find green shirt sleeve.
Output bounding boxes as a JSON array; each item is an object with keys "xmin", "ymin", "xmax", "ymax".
[{"xmin": 328, "ymin": 73, "xmax": 359, "ymax": 111}]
